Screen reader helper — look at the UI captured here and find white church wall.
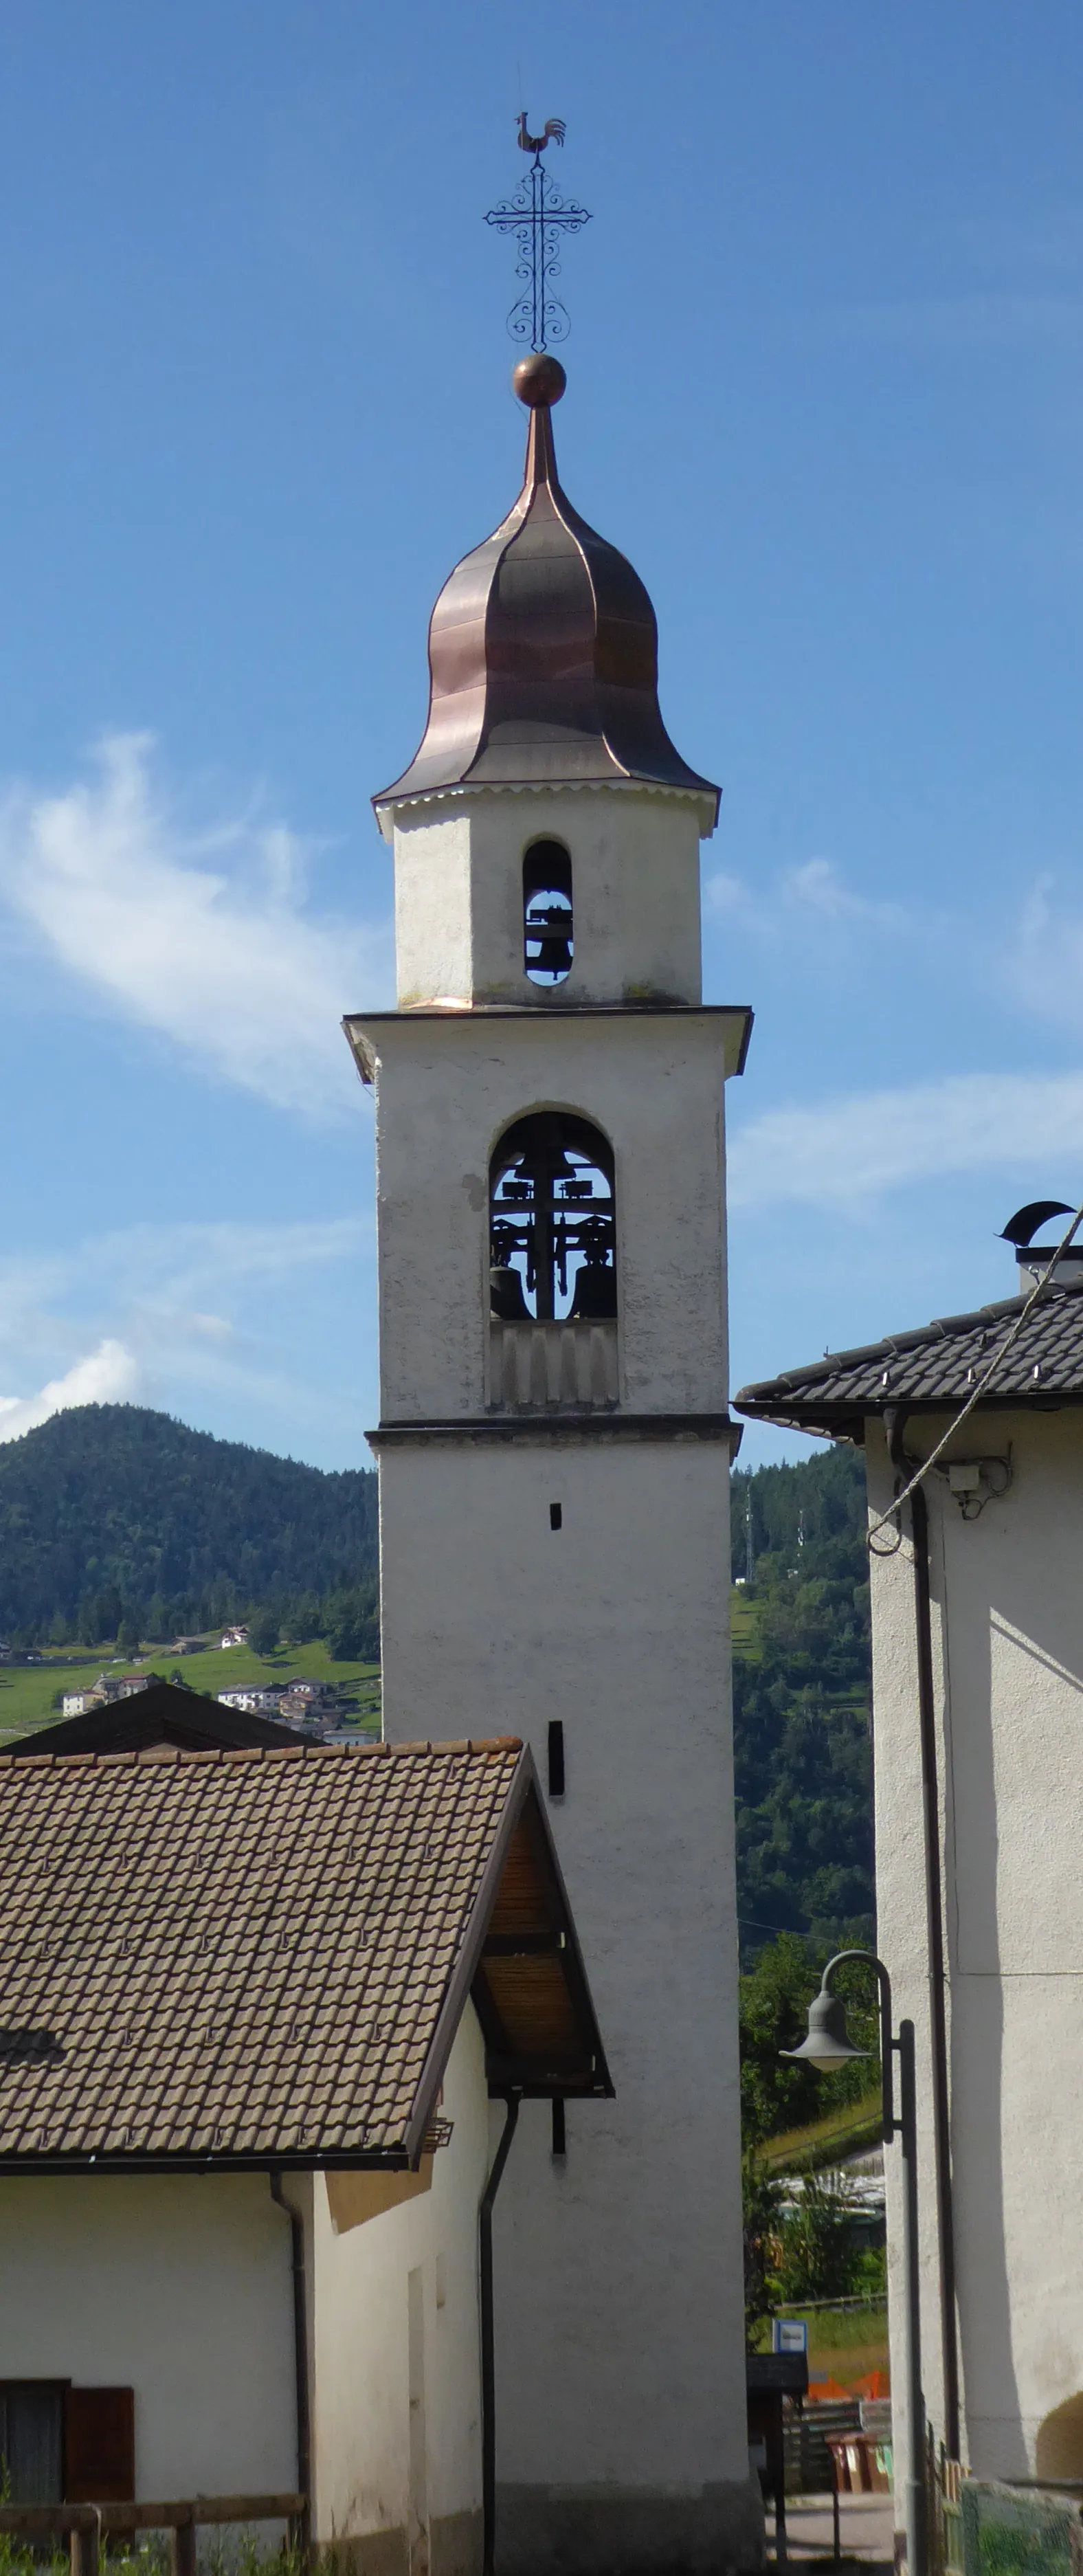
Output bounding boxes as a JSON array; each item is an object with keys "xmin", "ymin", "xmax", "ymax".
[
  {"xmin": 358, "ymin": 1009, "xmax": 739, "ymax": 1424},
  {"xmin": 379, "ymin": 1434, "xmax": 753, "ymax": 2538},
  {"xmin": 867, "ymin": 1407, "xmax": 1083, "ymax": 2482},
  {"xmin": 389, "ymin": 786, "xmax": 705, "ymax": 1011},
  {"xmin": 0, "ymin": 2170, "xmax": 295, "ymax": 2498},
  {"xmin": 309, "ymin": 2010, "xmax": 490, "ymax": 2573}
]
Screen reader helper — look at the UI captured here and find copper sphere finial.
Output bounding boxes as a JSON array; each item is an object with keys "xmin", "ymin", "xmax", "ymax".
[{"xmin": 513, "ymin": 353, "xmax": 566, "ymax": 409}]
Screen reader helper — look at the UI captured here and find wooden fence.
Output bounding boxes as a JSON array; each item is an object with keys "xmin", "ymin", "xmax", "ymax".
[{"xmin": 0, "ymin": 2490, "xmax": 306, "ymax": 2576}]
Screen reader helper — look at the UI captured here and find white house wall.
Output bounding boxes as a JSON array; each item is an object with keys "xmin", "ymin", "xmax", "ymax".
[
  {"xmin": 867, "ymin": 1408, "xmax": 1083, "ymax": 2483},
  {"xmin": 0, "ymin": 2171, "xmax": 295, "ymax": 2500},
  {"xmin": 309, "ymin": 2010, "xmax": 490, "ymax": 2576}
]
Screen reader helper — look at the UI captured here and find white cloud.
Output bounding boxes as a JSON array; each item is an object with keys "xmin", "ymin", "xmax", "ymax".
[
  {"xmin": 0, "ymin": 1217, "xmax": 370, "ymax": 1443},
  {"xmin": 704, "ymin": 856, "xmax": 907, "ymax": 940},
  {"xmin": 0, "ymin": 734, "xmax": 390, "ymax": 1118},
  {"xmin": 728, "ymin": 1069, "xmax": 1083, "ymax": 1211},
  {"xmin": 1011, "ymin": 878, "xmax": 1083, "ymax": 1041},
  {"xmin": 0, "ymin": 1339, "xmax": 144, "ymax": 1444}
]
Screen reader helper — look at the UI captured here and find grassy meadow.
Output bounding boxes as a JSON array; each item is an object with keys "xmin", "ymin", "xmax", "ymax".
[{"xmin": 0, "ymin": 1634, "xmax": 381, "ymax": 1742}]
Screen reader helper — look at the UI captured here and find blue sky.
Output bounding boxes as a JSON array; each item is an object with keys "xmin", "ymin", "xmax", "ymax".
[{"xmin": 3, "ymin": 1, "xmax": 1083, "ymax": 1467}]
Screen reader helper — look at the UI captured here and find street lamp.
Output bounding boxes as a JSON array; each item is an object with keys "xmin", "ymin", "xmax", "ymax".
[{"xmin": 781, "ymin": 1950, "xmax": 926, "ymax": 2576}]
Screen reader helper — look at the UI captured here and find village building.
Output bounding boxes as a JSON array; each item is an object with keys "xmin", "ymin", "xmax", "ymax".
[
  {"xmin": 737, "ymin": 1208, "xmax": 1083, "ymax": 2497},
  {"xmin": 0, "ymin": 1735, "xmax": 607, "ymax": 2565},
  {"xmin": 344, "ymin": 351, "xmax": 758, "ymax": 2573},
  {"xmin": 216, "ymin": 1686, "xmax": 286, "ymax": 1716}
]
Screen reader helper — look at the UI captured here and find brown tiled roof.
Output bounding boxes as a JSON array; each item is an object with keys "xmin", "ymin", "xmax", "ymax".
[
  {"xmin": 3, "ymin": 1682, "xmax": 306, "ymax": 1759},
  {"xmin": 735, "ymin": 1276, "xmax": 1083, "ymax": 1444},
  {"xmin": 0, "ymin": 1739, "xmax": 610, "ymax": 2173}
]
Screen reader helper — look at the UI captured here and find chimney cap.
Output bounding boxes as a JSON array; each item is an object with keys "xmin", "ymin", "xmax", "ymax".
[{"xmin": 1001, "ymin": 1199, "xmax": 1074, "ymax": 1249}]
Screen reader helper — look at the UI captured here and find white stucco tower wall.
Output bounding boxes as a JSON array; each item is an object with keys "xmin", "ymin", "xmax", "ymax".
[{"xmin": 347, "ymin": 357, "xmax": 760, "ymax": 2575}]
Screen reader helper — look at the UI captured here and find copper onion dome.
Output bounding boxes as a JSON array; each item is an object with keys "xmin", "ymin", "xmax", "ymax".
[{"xmin": 373, "ymin": 355, "xmax": 719, "ymax": 817}]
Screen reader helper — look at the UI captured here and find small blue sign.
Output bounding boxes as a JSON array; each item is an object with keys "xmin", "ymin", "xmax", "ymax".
[{"xmin": 772, "ymin": 2318, "xmax": 808, "ymax": 2355}]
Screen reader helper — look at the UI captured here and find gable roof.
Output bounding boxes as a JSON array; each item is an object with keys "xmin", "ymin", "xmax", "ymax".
[
  {"xmin": 3, "ymin": 1681, "xmax": 305, "ymax": 1759},
  {"xmin": 735, "ymin": 1275, "xmax": 1083, "ymax": 1444},
  {"xmin": 0, "ymin": 1739, "xmax": 610, "ymax": 2174}
]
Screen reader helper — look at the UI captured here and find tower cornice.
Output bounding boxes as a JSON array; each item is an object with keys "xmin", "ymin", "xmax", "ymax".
[
  {"xmin": 375, "ymin": 776, "xmax": 718, "ymax": 847},
  {"xmin": 343, "ymin": 1001, "xmax": 753, "ymax": 1085}
]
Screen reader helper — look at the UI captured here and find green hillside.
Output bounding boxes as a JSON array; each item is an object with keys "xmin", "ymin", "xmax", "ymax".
[
  {"xmin": 730, "ymin": 1444, "xmax": 873, "ymax": 1954},
  {"xmin": 0, "ymin": 1404, "xmax": 377, "ymax": 1645}
]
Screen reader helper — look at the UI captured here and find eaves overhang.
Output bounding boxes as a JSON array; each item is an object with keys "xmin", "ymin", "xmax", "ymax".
[{"xmin": 735, "ymin": 1276, "xmax": 1083, "ymax": 1445}]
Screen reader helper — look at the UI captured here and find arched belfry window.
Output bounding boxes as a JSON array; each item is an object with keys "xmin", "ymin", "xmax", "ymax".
[
  {"xmin": 523, "ymin": 843, "xmax": 573, "ymax": 986},
  {"xmin": 490, "ymin": 1113, "xmax": 616, "ymax": 1323}
]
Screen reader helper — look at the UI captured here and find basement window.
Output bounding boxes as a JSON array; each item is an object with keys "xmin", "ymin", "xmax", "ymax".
[
  {"xmin": 524, "ymin": 843, "xmax": 573, "ymax": 986},
  {"xmin": 490, "ymin": 1113, "xmax": 616, "ymax": 1322}
]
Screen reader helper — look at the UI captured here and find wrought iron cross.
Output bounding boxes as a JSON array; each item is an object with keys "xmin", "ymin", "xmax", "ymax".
[{"xmin": 484, "ymin": 118, "xmax": 591, "ymax": 353}]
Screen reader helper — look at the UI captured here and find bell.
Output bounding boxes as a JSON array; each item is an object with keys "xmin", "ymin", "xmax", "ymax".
[
  {"xmin": 490, "ymin": 1265, "xmax": 531, "ymax": 1322},
  {"xmin": 526, "ymin": 899, "xmax": 573, "ymax": 981},
  {"xmin": 532, "ymin": 929, "xmax": 573, "ymax": 978},
  {"xmin": 568, "ymin": 1263, "xmax": 617, "ymax": 1321}
]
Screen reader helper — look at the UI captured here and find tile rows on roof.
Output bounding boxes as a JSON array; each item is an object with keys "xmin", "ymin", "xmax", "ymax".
[
  {"xmin": 0, "ymin": 1739, "xmax": 522, "ymax": 2164},
  {"xmin": 735, "ymin": 1278, "xmax": 1083, "ymax": 1432}
]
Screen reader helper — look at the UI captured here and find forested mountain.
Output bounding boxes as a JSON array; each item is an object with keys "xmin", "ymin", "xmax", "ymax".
[
  {"xmin": 0, "ymin": 1405, "xmax": 377, "ymax": 1645},
  {"xmin": 730, "ymin": 1444, "xmax": 873, "ymax": 1955}
]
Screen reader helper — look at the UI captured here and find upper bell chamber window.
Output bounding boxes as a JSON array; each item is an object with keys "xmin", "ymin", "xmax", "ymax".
[
  {"xmin": 490, "ymin": 1113, "xmax": 616, "ymax": 1323},
  {"xmin": 523, "ymin": 843, "xmax": 573, "ymax": 986}
]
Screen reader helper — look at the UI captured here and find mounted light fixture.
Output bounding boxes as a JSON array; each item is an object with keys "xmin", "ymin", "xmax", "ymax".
[{"xmin": 779, "ymin": 1951, "xmax": 928, "ymax": 2576}]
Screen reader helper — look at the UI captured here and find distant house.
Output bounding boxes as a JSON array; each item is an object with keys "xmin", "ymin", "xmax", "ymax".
[
  {"xmin": 169, "ymin": 1639, "xmax": 204, "ymax": 1656},
  {"xmin": 89, "ymin": 1675, "xmax": 151, "ymax": 1707},
  {"xmin": 277, "ymin": 1687, "xmax": 333, "ymax": 1724},
  {"xmin": 217, "ymin": 1687, "xmax": 283, "ymax": 1716},
  {"xmin": 0, "ymin": 1736, "xmax": 610, "ymax": 2557},
  {"xmin": 61, "ymin": 1693, "xmax": 96, "ymax": 1718},
  {"xmin": 219, "ymin": 1626, "xmax": 249, "ymax": 1650}
]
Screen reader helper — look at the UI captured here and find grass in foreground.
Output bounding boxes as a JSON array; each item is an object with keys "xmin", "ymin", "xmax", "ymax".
[
  {"xmin": 756, "ymin": 2089, "xmax": 883, "ymax": 2177},
  {"xmin": 750, "ymin": 2299, "xmax": 890, "ymax": 2384}
]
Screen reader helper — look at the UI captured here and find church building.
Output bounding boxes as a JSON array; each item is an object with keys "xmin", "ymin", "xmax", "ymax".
[{"xmin": 345, "ymin": 352, "xmax": 761, "ymax": 2574}]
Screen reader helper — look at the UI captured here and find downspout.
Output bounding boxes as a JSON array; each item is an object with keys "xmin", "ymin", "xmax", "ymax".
[
  {"xmin": 886, "ymin": 1413, "xmax": 961, "ymax": 2459},
  {"xmin": 270, "ymin": 2170, "xmax": 312, "ymax": 2551},
  {"xmin": 480, "ymin": 2093, "xmax": 521, "ymax": 2576}
]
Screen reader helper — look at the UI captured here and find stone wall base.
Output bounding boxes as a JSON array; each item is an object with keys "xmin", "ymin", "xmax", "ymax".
[
  {"xmin": 315, "ymin": 2511, "xmax": 482, "ymax": 2576},
  {"xmin": 496, "ymin": 2478, "xmax": 766, "ymax": 2575}
]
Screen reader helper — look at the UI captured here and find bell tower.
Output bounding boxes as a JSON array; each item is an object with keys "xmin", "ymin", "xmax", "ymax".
[{"xmin": 345, "ymin": 354, "xmax": 759, "ymax": 2576}]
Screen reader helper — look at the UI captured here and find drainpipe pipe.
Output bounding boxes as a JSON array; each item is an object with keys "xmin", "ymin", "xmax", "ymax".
[
  {"xmin": 886, "ymin": 1412, "xmax": 961, "ymax": 2460},
  {"xmin": 270, "ymin": 2170, "xmax": 312, "ymax": 2552},
  {"xmin": 480, "ymin": 2093, "xmax": 521, "ymax": 2576}
]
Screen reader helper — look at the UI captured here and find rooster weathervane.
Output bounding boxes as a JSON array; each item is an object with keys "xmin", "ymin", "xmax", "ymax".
[{"xmin": 484, "ymin": 115, "xmax": 591, "ymax": 353}]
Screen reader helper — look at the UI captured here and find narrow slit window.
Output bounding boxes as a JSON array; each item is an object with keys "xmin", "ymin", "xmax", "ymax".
[
  {"xmin": 549, "ymin": 1504, "xmax": 563, "ymax": 1531},
  {"xmin": 524, "ymin": 842, "xmax": 572, "ymax": 986},
  {"xmin": 548, "ymin": 1720, "xmax": 566, "ymax": 1798},
  {"xmin": 490, "ymin": 1112, "xmax": 616, "ymax": 1322},
  {"xmin": 551, "ymin": 2099, "xmax": 567, "ymax": 2159}
]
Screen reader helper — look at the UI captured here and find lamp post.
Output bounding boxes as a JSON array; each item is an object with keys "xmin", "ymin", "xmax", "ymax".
[{"xmin": 781, "ymin": 1951, "xmax": 926, "ymax": 2576}]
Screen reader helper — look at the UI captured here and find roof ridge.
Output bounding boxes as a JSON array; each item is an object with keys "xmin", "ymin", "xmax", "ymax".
[{"xmin": 11, "ymin": 1733, "xmax": 524, "ymax": 1773}]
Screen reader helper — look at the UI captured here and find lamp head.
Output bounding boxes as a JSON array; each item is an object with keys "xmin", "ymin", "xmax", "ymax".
[{"xmin": 781, "ymin": 1981, "xmax": 867, "ymax": 2074}]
